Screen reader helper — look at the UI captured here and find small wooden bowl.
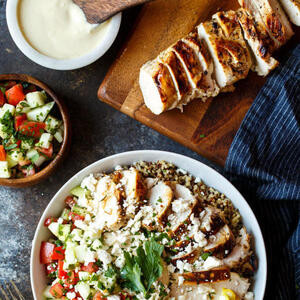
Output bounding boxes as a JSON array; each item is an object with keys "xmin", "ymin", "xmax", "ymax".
[{"xmin": 0, "ymin": 74, "xmax": 71, "ymax": 188}]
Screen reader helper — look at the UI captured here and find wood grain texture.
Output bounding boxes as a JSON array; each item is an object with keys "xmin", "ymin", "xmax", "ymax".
[
  {"xmin": 73, "ymin": 0, "xmax": 152, "ymax": 23},
  {"xmin": 98, "ymin": 0, "xmax": 300, "ymax": 166},
  {"xmin": 0, "ymin": 74, "xmax": 71, "ymax": 187}
]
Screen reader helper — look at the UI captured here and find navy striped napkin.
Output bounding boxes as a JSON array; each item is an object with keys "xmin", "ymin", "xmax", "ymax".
[{"xmin": 225, "ymin": 45, "xmax": 300, "ymax": 300}]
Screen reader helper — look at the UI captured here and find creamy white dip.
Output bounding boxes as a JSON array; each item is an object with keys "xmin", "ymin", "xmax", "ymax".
[{"xmin": 18, "ymin": 0, "xmax": 110, "ymax": 59}]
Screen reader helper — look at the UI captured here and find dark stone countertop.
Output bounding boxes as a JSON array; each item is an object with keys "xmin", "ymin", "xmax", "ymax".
[{"xmin": 0, "ymin": 0, "xmax": 222, "ymax": 298}]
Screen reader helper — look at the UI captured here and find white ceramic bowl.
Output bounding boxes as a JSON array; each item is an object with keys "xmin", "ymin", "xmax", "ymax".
[
  {"xmin": 31, "ymin": 150, "xmax": 267, "ymax": 300},
  {"xmin": 6, "ymin": 0, "xmax": 121, "ymax": 70}
]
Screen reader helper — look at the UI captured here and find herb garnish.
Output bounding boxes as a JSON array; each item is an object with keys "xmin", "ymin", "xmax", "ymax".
[{"xmin": 121, "ymin": 237, "xmax": 164, "ymax": 297}]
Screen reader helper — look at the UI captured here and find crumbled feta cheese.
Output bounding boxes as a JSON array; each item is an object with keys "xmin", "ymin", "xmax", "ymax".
[
  {"xmin": 81, "ymin": 174, "xmax": 97, "ymax": 192},
  {"xmin": 107, "ymin": 296, "xmax": 120, "ymax": 300},
  {"xmin": 97, "ymin": 249, "xmax": 112, "ymax": 269},
  {"xmin": 244, "ymin": 292, "xmax": 254, "ymax": 300},
  {"xmin": 57, "ymin": 217, "xmax": 63, "ymax": 224},
  {"xmin": 66, "ymin": 292, "xmax": 76, "ymax": 299},
  {"xmin": 202, "ymin": 256, "xmax": 222, "ymax": 270}
]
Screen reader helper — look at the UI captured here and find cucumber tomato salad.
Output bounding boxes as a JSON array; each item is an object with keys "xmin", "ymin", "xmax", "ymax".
[{"xmin": 0, "ymin": 81, "xmax": 64, "ymax": 178}]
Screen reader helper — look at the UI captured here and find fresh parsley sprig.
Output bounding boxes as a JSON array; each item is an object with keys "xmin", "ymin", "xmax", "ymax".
[{"xmin": 120, "ymin": 237, "xmax": 164, "ymax": 297}]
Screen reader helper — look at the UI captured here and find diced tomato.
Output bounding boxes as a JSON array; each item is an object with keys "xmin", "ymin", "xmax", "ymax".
[
  {"xmin": 58, "ymin": 260, "xmax": 68, "ymax": 279},
  {"xmin": 5, "ymin": 84, "xmax": 25, "ymax": 106},
  {"xmin": 65, "ymin": 196, "xmax": 76, "ymax": 208},
  {"xmin": 37, "ymin": 143, "xmax": 53, "ymax": 158},
  {"xmin": 18, "ymin": 121, "xmax": 46, "ymax": 138},
  {"xmin": 44, "ymin": 217, "xmax": 58, "ymax": 227},
  {"xmin": 93, "ymin": 292, "xmax": 106, "ymax": 300},
  {"xmin": 69, "ymin": 211, "xmax": 85, "ymax": 223},
  {"xmin": 0, "ymin": 89, "xmax": 5, "ymax": 106},
  {"xmin": 81, "ymin": 262, "xmax": 99, "ymax": 274},
  {"xmin": 51, "ymin": 246, "xmax": 65, "ymax": 260},
  {"xmin": 15, "ymin": 114, "xmax": 27, "ymax": 130},
  {"xmin": 23, "ymin": 166, "xmax": 36, "ymax": 177},
  {"xmin": 120, "ymin": 294, "xmax": 132, "ymax": 300},
  {"xmin": 45, "ymin": 262, "xmax": 58, "ymax": 276},
  {"xmin": 63, "ymin": 271, "xmax": 79, "ymax": 287},
  {"xmin": 49, "ymin": 283, "xmax": 64, "ymax": 298},
  {"xmin": 24, "ymin": 84, "xmax": 36, "ymax": 94},
  {"xmin": 4, "ymin": 81, "xmax": 17, "ymax": 89},
  {"xmin": 19, "ymin": 159, "xmax": 31, "ymax": 167},
  {"xmin": 40, "ymin": 241, "xmax": 55, "ymax": 264},
  {"xmin": 16, "ymin": 140, "xmax": 21, "ymax": 147},
  {"xmin": 0, "ymin": 146, "xmax": 6, "ymax": 161}
]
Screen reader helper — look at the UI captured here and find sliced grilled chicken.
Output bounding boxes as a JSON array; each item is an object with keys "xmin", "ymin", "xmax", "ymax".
[
  {"xmin": 167, "ymin": 184, "xmax": 198, "ymax": 233},
  {"xmin": 223, "ymin": 226, "xmax": 251, "ymax": 268},
  {"xmin": 182, "ymin": 32, "xmax": 220, "ymax": 99},
  {"xmin": 200, "ymin": 206, "xmax": 225, "ymax": 236},
  {"xmin": 239, "ymin": 0, "xmax": 294, "ymax": 48},
  {"xmin": 237, "ymin": 8, "xmax": 279, "ymax": 76},
  {"xmin": 279, "ymin": 0, "xmax": 300, "ymax": 25},
  {"xmin": 158, "ymin": 49, "xmax": 193, "ymax": 106},
  {"xmin": 171, "ymin": 247, "xmax": 201, "ymax": 264},
  {"xmin": 182, "ymin": 267, "xmax": 231, "ymax": 284},
  {"xmin": 170, "ymin": 272, "xmax": 250, "ymax": 299},
  {"xmin": 94, "ymin": 176, "xmax": 125, "ymax": 230},
  {"xmin": 198, "ymin": 12, "xmax": 252, "ymax": 88},
  {"xmin": 209, "ymin": 272, "xmax": 251, "ymax": 299},
  {"xmin": 143, "ymin": 180, "xmax": 173, "ymax": 230},
  {"xmin": 119, "ymin": 169, "xmax": 147, "ymax": 216},
  {"xmin": 139, "ymin": 59, "xmax": 180, "ymax": 115},
  {"xmin": 204, "ymin": 224, "xmax": 235, "ymax": 258}
]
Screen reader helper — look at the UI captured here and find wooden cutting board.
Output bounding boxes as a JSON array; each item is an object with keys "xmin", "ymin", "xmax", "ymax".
[{"xmin": 98, "ymin": 0, "xmax": 299, "ymax": 166}]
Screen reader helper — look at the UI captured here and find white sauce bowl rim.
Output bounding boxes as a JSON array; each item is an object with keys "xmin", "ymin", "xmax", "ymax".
[
  {"xmin": 30, "ymin": 150, "xmax": 267, "ymax": 300},
  {"xmin": 6, "ymin": 0, "xmax": 122, "ymax": 70}
]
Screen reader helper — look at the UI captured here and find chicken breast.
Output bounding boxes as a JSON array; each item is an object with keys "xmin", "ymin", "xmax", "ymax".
[
  {"xmin": 223, "ymin": 226, "xmax": 251, "ymax": 268},
  {"xmin": 119, "ymin": 169, "xmax": 147, "ymax": 216},
  {"xmin": 158, "ymin": 49, "xmax": 193, "ymax": 105},
  {"xmin": 239, "ymin": 0, "xmax": 294, "ymax": 48},
  {"xmin": 204, "ymin": 224, "xmax": 235, "ymax": 258},
  {"xmin": 182, "ymin": 32, "xmax": 220, "ymax": 99},
  {"xmin": 139, "ymin": 59, "xmax": 180, "ymax": 115},
  {"xmin": 237, "ymin": 8, "xmax": 279, "ymax": 76},
  {"xmin": 279, "ymin": 0, "xmax": 300, "ymax": 26},
  {"xmin": 143, "ymin": 180, "xmax": 173, "ymax": 230},
  {"xmin": 197, "ymin": 11, "xmax": 252, "ymax": 88}
]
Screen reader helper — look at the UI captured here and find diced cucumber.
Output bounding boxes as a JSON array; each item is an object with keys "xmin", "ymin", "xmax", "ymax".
[
  {"xmin": 54, "ymin": 126, "xmax": 64, "ymax": 143},
  {"xmin": 0, "ymin": 161, "xmax": 11, "ymax": 178},
  {"xmin": 48, "ymin": 222, "xmax": 59, "ymax": 238},
  {"xmin": 91, "ymin": 239, "xmax": 103, "ymax": 251},
  {"xmin": 43, "ymin": 286, "xmax": 55, "ymax": 299},
  {"xmin": 0, "ymin": 104, "xmax": 15, "ymax": 117},
  {"xmin": 78, "ymin": 271, "xmax": 90, "ymax": 281},
  {"xmin": 65, "ymin": 246, "xmax": 77, "ymax": 266},
  {"xmin": 76, "ymin": 282, "xmax": 90, "ymax": 299},
  {"xmin": 72, "ymin": 204, "xmax": 87, "ymax": 216},
  {"xmin": 26, "ymin": 149, "xmax": 46, "ymax": 167},
  {"xmin": 70, "ymin": 228, "xmax": 83, "ymax": 242},
  {"xmin": 16, "ymin": 101, "xmax": 31, "ymax": 114},
  {"xmin": 60, "ymin": 208, "xmax": 70, "ymax": 220},
  {"xmin": 26, "ymin": 91, "xmax": 47, "ymax": 107},
  {"xmin": 7, "ymin": 149, "xmax": 25, "ymax": 168},
  {"xmin": 74, "ymin": 244, "xmax": 88, "ymax": 263},
  {"xmin": 21, "ymin": 138, "xmax": 34, "ymax": 150},
  {"xmin": 71, "ymin": 186, "xmax": 86, "ymax": 198},
  {"xmin": 45, "ymin": 115, "xmax": 62, "ymax": 134},
  {"xmin": 57, "ymin": 223, "xmax": 71, "ymax": 241},
  {"xmin": 36, "ymin": 133, "xmax": 53, "ymax": 149},
  {"xmin": 27, "ymin": 101, "xmax": 55, "ymax": 122},
  {"xmin": 83, "ymin": 229, "xmax": 101, "ymax": 242}
]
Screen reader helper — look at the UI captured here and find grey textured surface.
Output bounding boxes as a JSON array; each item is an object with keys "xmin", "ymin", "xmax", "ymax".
[{"xmin": 0, "ymin": 0, "xmax": 222, "ymax": 298}]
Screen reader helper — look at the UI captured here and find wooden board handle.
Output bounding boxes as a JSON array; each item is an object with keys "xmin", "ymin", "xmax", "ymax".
[{"xmin": 73, "ymin": 0, "xmax": 153, "ymax": 23}]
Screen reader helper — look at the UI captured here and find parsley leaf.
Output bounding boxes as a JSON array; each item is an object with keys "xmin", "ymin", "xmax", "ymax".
[
  {"xmin": 201, "ymin": 252, "xmax": 212, "ymax": 261},
  {"xmin": 121, "ymin": 238, "xmax": 164, "ymax": 296},
  {"xmin": 121, "ymin": 251, "xmax": 146, "ymax": 295}
]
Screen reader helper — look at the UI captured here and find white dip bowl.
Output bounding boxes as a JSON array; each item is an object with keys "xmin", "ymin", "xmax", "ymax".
[
  {"xmin": 6, "ymin": 0, "xmax": 121, "ymax": 70},
  {"xmin": 30, "ymin": 150, "xmax": 267, "ymax": 299}
]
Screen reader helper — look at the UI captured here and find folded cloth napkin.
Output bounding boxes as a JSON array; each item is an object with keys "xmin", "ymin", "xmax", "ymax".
[{"xmin": 225, "ymin": 44, "xmax": 300, "ymax": 300}]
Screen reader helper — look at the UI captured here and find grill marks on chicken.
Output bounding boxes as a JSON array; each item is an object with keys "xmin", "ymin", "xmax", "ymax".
[
  {"xmin": 237, "ymin": 8, "xmax": 279, "ymax": 75},
  {"xmin": 198, "ymin": 11, "xmax": 252, "ymax": 88},
  {"xmin": 139, "ymin": 0, "xmax": 296, "ymax": 115}
]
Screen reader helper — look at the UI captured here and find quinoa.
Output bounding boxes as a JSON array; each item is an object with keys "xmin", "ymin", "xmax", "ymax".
[{"xmin": 134, "ymin": 160, "xmax": 242, "ymax": 237}]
